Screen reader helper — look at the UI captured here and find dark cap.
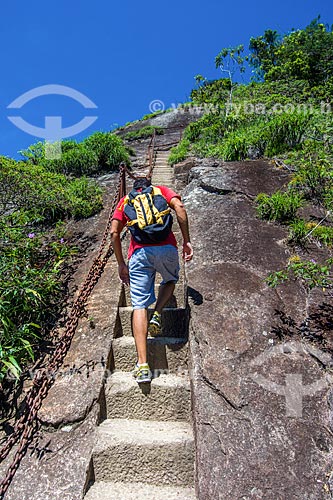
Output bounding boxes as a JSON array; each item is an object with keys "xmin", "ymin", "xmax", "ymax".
[{"xmin": 133, "ymin": 177, "xmax": 151, "ymax": 190}]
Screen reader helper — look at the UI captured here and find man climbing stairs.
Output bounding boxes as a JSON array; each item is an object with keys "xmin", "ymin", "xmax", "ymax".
[{"xmin": 84, "ymin": 150, "xmax": 196, "ymax": 499}]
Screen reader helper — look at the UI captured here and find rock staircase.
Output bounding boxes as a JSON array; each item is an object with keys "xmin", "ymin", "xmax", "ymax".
[{"xmin": 84, "ymin": 150, "xmax": 196, "ymax": 499}]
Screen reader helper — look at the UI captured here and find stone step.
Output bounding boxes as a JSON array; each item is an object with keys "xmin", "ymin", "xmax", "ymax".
[
  {"xmin": 154, "ymin": 178, "xmax": 174, "ymax": 182},
  {"xmin": 116, "ymin": 306, "xmax": 188, "ymax": 338},
  {"xmin": 85, "ymin": 481, "xmax": 196, "ymax": 500},
  {"xmin": 152, "ymin": 169, "xmax": 173, "ymax": 172},
  {"xmin": 153, "ymin": 173, "xmax": 174, "ymax": 177},
  {"xmin": 112, "ymin": 336, "xmax": 189, "ymax": 374},
  {"xmin": 105, "ymin": 372, "xmax": 191, "ymax": 420},
  {"xmin": 92, "ymin": 419, "xmax": 194, "ymax": 486},
  {"xmin": 153, "ymin": 180, "xmax": 174, "ymax": 182},
  {"xmin": 154, "ymin": 178, "xmax": 174, "ymax": 181}
]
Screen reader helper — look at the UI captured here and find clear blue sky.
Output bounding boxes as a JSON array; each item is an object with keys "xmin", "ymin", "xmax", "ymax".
[{"xmin": 1, "ymin": 0, "xmax": 332, "ymax": 159}]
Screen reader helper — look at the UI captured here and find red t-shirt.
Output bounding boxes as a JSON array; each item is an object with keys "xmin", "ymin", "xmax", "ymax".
[{"xmin": 112, "ymin": 185, "xmax": 181, "ymax": 259}]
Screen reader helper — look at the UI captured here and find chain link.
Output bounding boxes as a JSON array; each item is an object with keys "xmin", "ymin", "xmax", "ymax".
[{"xmin": 0, "ymin": 164, "xmax": 127, "ymax": 499}]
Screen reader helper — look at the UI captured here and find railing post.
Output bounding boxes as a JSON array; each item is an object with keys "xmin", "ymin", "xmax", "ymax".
[
  {"xmin": 147, "ymin": 129, "xmax": 156, "ymax": 178},
  {"xmin": 119, "ymin": 163, "xmax": 127, "ymax": 200}
]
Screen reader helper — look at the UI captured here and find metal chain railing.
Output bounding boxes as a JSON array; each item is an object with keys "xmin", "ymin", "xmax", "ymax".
[
  {"xmin": 0, "ymin": 164, "xmax": 129, "ymax": 499},
  {"xmin": 0, "ymin": 127, "xmax": 160, "ymax": 498}
]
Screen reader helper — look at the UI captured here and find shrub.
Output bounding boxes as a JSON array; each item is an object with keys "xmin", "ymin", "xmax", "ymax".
[
  {"xmin": 0, "ymin": 225, "xmax": 77, "ymax": 381},
  {"xmin": 263, "ymin": 111, "xmax": 313, "ymax": 156},
  {"xmin": 21, "ymin": 132, "xmax": 130, "ymax": 176},
  {"xmin": 83, "ymin": 131, "xmax": 129, "ymax": 170},
  {"xmin": 67, "ymin": 177, "xmax": 103, "ymax": 219},
  {"xmin": 266, "ymin": 256, "xmax": 333, "ymax": 291},
  {"xmin": 168, "ymin": 140, "xmax": 191, "ymax": 165},
  {"xmin": 124, "ymin": 126, "xmax": 164, "ymax": 141},
  {"xmin": 0, "ymin": 157, "xmax": 103, "ymax": 223},
  {"xmin": 0, "ymin": 155, "xmax": 103, "ymax": 381},
  {"xmin": 256, "ymin": 191, "xmax": 304, "ymax": 222},
  {"xmin": 190, "ymin": 78, "xmax": 231, "ymax": 105},
  {"xmin": 43, "ymin": 143, "xmax": 99, "ymax": 176},
  {"xmin": 184, "ymin": 114, "xmax": 226, "ymax": 143},
  {"xmin": 304, "ymin": 222, "xmax": 333, "ymax": 246},
  {"xmin": 290, "ymin": 158, "xmax": 333, "ymax": 203},
  {"xmin": 142, "ymin": 110, "xmax": 164, "ymax": 120},
  {"xmin": 324, "ymin": 192, "xmax": 333, "ymax": 211},
  {"xmin": 184, "ymin": 109, "xmax": 313, "ymax": 161},
  {"xmin": 288, "ymin": 219, "xmax": 308, "ymax": 244}
]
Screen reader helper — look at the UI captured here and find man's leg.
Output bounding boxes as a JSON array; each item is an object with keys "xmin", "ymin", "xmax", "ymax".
[
  {"xmin": 132, "ymin": 308, "xmax": 148, "ymax": 364},
  {"xmin": 154, "ymin": 281, "xmax": 175, "ymax": 314},
  {"xmin": 149, "ymin": 245, "xmax": 179, "ymax": 336}
]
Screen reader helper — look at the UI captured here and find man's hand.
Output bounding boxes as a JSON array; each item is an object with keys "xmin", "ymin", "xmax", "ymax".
[
  {"xmin": 182, "ymin": 242, "xmax": 193, "ymax": 262},
  {"xmin": 118, "ymin": 263, "xmax": 130, "ymax": 285}
]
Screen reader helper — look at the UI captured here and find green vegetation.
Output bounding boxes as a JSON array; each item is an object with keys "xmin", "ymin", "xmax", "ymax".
[
  {"xmin": 288, "ymin": 219, "xmax": 333, "ymax": 246},
  {"xmin": 0, "ymin": 221, "xmax": 76, "ymax": 381},
  {"xmin": 169, "ymin": 17, "xmax": 333, "ymax": 293},
  {"xmin": 124, "ymin": 126, "xmax": 164, "ymax": 141},
  {"xmin": 0, "ymin": 148, "xmax": 104, "ymax": 381},
  {"xmin": 266, "ymin": 256, "xmax": 333, "ymax": 291},
  {"xmin": 171, "ymin": 84, "xmax": 332, "ymax": 163},
  {"xmin": 142, "ymin": 110, "xmax": 164, "ymax": 120},
  {"xmin": 20, "ymin": 131, "xmax": 130, "ymax": 177},
  {"xmin": 169, "ymin": 18, "xmax": 333, "ymax": 166},
  {"xmin": 255, "ymin": 191, "xmax": 304, "ymax": 222},
  {"xmin": 249, "ymin": 18, "xmax": 333, "ymax": 84},
  {"xmin": 168, "ymin": 140, "xmax": 191, "ymax": 166}
]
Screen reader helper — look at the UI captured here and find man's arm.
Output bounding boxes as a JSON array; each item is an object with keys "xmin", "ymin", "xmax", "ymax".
[
  {"xmin": 110, "ymin": 219, "xmax": 130, "ymax": 285},
  {"xmin": 169, "ymin": 197, "xmax": 193, "ymax": 262}
]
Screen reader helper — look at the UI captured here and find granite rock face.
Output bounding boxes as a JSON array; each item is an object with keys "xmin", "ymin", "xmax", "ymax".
[
  {"xmin": 182, "ymin": 160, "xmax": 333, "ymax": 500},
  {"xmin": 1, "ymin": 406, "xmax": 99, "ymax": 500}
]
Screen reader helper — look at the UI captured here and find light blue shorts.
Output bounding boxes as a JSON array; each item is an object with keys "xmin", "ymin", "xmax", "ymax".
[{"xmin": 129, "ymin": 245, "xmax": 180, "ymax": 309}]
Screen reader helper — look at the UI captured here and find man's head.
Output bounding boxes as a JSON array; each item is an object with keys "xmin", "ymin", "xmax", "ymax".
[{"xmin": 133, "ymin": 177, "xmax": 151, "ymax": 190}]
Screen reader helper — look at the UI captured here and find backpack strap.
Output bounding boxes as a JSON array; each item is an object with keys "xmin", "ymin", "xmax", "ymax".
[{"xmin": 126, "ymin": 207, "xmax": 171, "ymax": 227}]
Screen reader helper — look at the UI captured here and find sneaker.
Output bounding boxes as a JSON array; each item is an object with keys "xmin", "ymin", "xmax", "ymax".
[
  {"xmin": 148, "ymin": 311, "xmax": 162, "ymax": 337},
  {"xmin": 133, "ymin": 363, "xmax": 152, "ymax": 383}
]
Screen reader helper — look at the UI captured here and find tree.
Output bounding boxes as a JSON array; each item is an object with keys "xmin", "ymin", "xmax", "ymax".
[
  {"xmin": 214, "ymin": 45, "xmax": 246, "ymax": 112},
  {"xmin": 249, "ymin": 17, "xmax": 333, "ymax": 85},
  {"xmin": 249, "ymin": 29, "xmax": 280, "ymax": 80}
]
